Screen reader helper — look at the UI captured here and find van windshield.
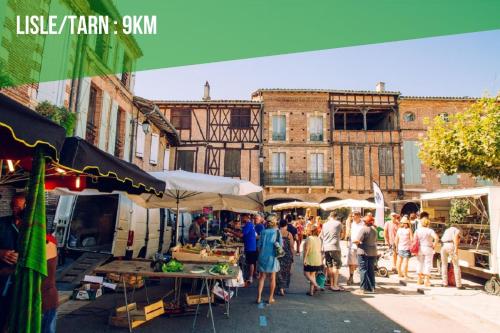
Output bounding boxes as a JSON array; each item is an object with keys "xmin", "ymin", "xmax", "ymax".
[{"xmin": 68, "ymin": 194, "xmax": 119, "ymax": 253}]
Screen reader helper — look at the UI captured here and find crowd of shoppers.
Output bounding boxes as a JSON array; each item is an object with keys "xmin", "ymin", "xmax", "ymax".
[{"xmin": 228, "ymin": 208, "xmax": 463, "ymax": 305}]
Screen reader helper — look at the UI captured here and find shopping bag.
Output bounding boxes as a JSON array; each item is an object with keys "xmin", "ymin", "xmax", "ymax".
[
  {"xmin": 410, "ymin": 235, "xmax": 420, "ymax": 255},
  {"xmin": 447, "ymin": 263, "xmax": 456, "ymax": 287},
  {"xmin": 212, "ymin": 282, "xmax": 234, "ymax": 301},
  {"xmin": 316, "ymin": 272, "xmax": 326, "ymax": 289}
]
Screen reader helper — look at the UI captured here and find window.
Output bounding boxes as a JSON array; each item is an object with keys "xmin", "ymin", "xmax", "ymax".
[
  {"xmin": 135, "ymin": 123, "xmax": 145, "ymax": 158},
  {"xmin": 403, "ymin": 141, "xmax": 422, "ymax": 185},
  {"xmin": 439, "ymin": 112, "xmax": 449, "ymax": 122},
  {"xmin": 476, "ymin": 177, "xmax": 493, "ymax": 186},
  {"xmin": 403, "ymin": 112, "xmax": 415, "ymax": 122},
  {"xmin": 349, "ymin": 146, "xmax": 364, "ymax": 176},
  {"xmin": 309, "ymin": 116, "xmax": 323, "ymax": 141},
  {"xmin": 272, "ymin": 115, "xmax": 286, "ymax": 141},
  {"xmin": 85, "ymin": 86, "xmax": 99, "ymax": 143},
  {"xmin": 230, "ymin": 108, "xmax": 251, "ymax": 128},
  {"xmin": 224, "ymin": 150, "xmax": 241, "ymax": 177},
  {"xmin": 440, "ymin": 173, "xmax": 458, "ymax": 185},
  {"xmin": 177, "ymin": 150, "xmax": 195, "ymax": 172},
  {"xmin": 150, "ymin": 133, "xmax": 159, "ymax": 165},
  {"xmin": 171, "ymin": 109, "xmax": 191, "ymax": 130},
  {"xmin": 271, "ymin": 152, "xmax": 286, "ymax": 179},
  {"xmin": 309, "ymin": 153, "xmax": 324, "ymax": 184},
  {"xmin": 378, "ymin": 146, "xmax": 394, "ymax": 176}
]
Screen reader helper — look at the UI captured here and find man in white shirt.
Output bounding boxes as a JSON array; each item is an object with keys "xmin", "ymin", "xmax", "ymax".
[
  {"xmin": 440, "ymin": 224, "xmax": 463, "ymax": 288},
  {"xmin": 346, "ymin": 208, "xmax": 364, "ymax": 285}
]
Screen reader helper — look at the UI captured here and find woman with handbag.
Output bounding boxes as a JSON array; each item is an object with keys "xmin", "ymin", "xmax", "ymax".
[
  {"xmin": 277, "ymin": 219, "xmax": 294, "ymax": 296},
  {"xmin": 303, "ymin": 224, "xmax": 323, "ymax": 296},
  {"xmin": 256, "ymin": 216, "xmax": 282, "ymax": 304},
  {"xmin": 413, "ymin": 217, "xmax": 438, "ymax": 286}
]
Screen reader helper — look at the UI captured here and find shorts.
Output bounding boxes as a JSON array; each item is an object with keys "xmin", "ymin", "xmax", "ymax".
[
  {"xmin": 304, "ymin": 265, "xmax": 323, "ymax": 272},
  {"xmin": 347, "ymin": 248, "xmax": 359, "ymax": 266},
  {"xmin": 245, "ymin": 251, "xmax": 258, "ymax": 265},
  {"xmin": 398, "ymin": 250, "xmax": 411, "ymax": 258},
  {"xmin": 324, "ymin": 250, "xmax": 342, "ymax": 269}
]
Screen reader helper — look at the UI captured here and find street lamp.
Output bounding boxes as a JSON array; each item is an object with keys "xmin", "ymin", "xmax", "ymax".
[{"xmin": 142, "ymin": 119, "xmax": 151, "ymax": 134}]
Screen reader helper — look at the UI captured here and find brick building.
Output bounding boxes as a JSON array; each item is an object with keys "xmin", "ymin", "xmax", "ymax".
[{"xmin": 250, "ymin": 85, "xmax": 496, "ymax": 212}]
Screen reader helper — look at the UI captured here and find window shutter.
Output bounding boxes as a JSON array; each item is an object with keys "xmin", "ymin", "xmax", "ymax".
[
  {"xmin": 98, "ymin": 92, "xmax": 111, "ymax": 150},
  {"xmin": 378, "ymin": 146, "xmax": 394, "ymax": 176},
  {"xmin": 224, "ymin": 150, "xmax": 241, "ymax": 177},
  {"xmin": 135, "ymin": 123, "xmax": 145, "ymax": 157},
  {"xmin": 349, "ymin": 146, "xmax": 364, "ymax": 176},
  {"xmin": 440, "ymin": 174, "xmax": 458, "ymax": 185},
  {"xmin": 107, "ymin": 101, "xmax": 118, "ymax": 154},
  {"xmin": 123, "ymin": 112, "xmax": 132, "ymax": 161},
  {"xmin": 150, "ymin": 133, "xmax": 159, "ymax": 165},
  {"xmin": 75, "ymin": 77, "xmax": 91, "ymax": 138},
  {"xmin": 163, "ymin": 149, "xmax": 170, "ymax": 171},
  {"xmin": 403, "ymin": 141, "xmax": 422, "ymax": 184},
  {"xmin": 177, "ymin": 151, "xmax": 194, "ymax": 172}
]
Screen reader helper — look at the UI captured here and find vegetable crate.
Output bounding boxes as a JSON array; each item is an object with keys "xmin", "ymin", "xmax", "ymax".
[
  {"xmin": 106, "ymin": 273, "xmax": 145, "ymax": 290},
  {"xmin": 109, "ymin": 300, "xmax": 164, "ymax": 329},
  {"xmin": 185, "ymin": 293, "xmax": 214, "ymax": 306}
]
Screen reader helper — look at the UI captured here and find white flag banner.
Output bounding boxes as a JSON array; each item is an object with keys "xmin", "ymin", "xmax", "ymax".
[{"xmin": 373, "ymin": 182, "xmax": 385, "ymax": 228}]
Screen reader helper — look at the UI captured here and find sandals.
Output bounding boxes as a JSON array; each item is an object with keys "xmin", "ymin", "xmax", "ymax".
[{"xmin": 330, "ymin": 286, "xmax": 346, "ymax": 292}]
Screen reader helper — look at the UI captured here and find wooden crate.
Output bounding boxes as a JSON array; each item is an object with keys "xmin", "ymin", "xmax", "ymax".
[
  {"xmin": 185, "ymin": 293, "xmax": 214, "ymax": 306},
  {"xmin": 107, "ymin": 273, "xmax": 144, "ymax": 290},
  {"xmin": 109, "ymin": 300, "xmax": 164, "ymax": 328}
]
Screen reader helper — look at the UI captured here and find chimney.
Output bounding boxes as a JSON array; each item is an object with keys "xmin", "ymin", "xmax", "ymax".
[
  {"xmin": 203, "ymin": 81, "xmax": 211, "ymax": 101},
  {"xmin": 376, "ymin": 82, "xmax": 385, "ymax": 92}
]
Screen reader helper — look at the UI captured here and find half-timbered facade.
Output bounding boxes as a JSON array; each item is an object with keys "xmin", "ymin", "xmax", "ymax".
[
  {"xmin": 252, "ymin": 87, "xmax": 402, "ymax": 207},
  {"xmin": 152, "ymin": 92, "xmax": 262, "ymax": 184}
]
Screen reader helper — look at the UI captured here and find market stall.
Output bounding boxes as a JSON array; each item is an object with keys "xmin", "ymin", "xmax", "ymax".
[
  {"xmin": 420, "ymin": 187, "xmax": 500, "ymax": 294},
  {"xmin": 319, "ymin": 198, "xmax": 378, "ymax": 211},
  {"xmin": 0, "ymin": 93, "xmax": 66, "ymax": 333},
  {"xmin": 94, "ymin": 259, "xmax": 239, "ymax": 333},
  {"xmin": 129, "ymin": 170, "xmax": 263, "ymax": 244}
]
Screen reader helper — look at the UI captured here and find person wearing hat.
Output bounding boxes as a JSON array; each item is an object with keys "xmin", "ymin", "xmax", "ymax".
[
  {"xmin": 352, "ymin": 214, "xmax": 378, "ymax": 294},
  {"xmin": 345, "ymin": 208, "xmax": 364, "ymax": 285},
  {"xmin": 384, "ymin": 212, "xmax": 400, "ymax": 273},
  {"xmin": 395, "ymin": 216, "xmax": 413, "ymax": 279}
]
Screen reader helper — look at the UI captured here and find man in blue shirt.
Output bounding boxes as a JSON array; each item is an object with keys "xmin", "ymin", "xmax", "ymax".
[
  {"xmin": 230, "ymin": 214, "xmax": 257, "ymax": 284},
  {"xmin": 253, "ymin": 213, "xmax": 265, "ymax": 236}
]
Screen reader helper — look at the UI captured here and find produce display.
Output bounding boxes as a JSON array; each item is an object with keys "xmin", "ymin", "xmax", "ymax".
[
  {"xmin": 162, "ymin": 259, "xmax": 184, "ymax": 272},
  {"xmin": 209, "ymin": 263, "xmax": 230, "ymax": 275}
]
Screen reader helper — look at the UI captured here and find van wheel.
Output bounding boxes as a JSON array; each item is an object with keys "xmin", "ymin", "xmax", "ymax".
[{"xmin": 485, "ymin": 277, "xmax": 500, "ymax": 295}]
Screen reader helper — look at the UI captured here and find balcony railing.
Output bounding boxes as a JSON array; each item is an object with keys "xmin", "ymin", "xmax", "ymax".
[
  {"xmin": 272, "ymin": 132, "xmax": 286, "ymax": 141},
  {"xmin": 263, "ymin": 172, "xmax": 333, "ymax": 186},
  {"xmin": 309, "ymin": 133, "xmax": 324, "ymax": 142}
]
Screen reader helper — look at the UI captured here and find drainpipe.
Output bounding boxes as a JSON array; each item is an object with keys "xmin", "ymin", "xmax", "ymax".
[{"xmin": 70, "ymin": 35, "xmax": 87, "ymax": 135}]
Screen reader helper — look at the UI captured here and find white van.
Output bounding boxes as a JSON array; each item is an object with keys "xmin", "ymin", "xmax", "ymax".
[{"xmin": 53, "ymin": 193, "xmax": 188, "ymax": 258}]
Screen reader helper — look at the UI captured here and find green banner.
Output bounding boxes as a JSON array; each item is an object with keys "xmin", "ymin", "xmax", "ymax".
[{"xmin": 1, "ymin": 0, "xmax": 500, "ymax": 87}]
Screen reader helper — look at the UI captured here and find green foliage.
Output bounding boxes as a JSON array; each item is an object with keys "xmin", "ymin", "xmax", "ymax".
[
  {"xmin": 419, "ymin": 96, "xmax": 500, "ymax": 180},
  {"xmin": 334, "ymin": 207, "xmax": 350, "ymax": 222},
  {"xmin": 449, "ymin": 198, "xmax": 469, "ymax": 224},
  {"xmin": 36, "ymin": 101, "xmax": 76, "ymax": 136},
  {"xmin": 0, "ymin": 61, "xmax": 13, "ymax": 88}
]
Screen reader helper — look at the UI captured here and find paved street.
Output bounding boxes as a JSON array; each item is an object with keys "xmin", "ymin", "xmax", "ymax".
[{"xmin": 58, "ymin": 243, "xmax": 500, "ymax": 333}]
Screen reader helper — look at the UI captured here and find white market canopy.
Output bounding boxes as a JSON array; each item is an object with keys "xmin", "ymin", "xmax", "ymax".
[
  {"xmin": 273, "ymin": 201, "xmax": 320, "ymax": 211},
  {"xmin": 130, "ymin": 170, "xmax": 263, "ymax": 212},
  {"xmin": 420, "ymin": 186, "xmax": 499, "ymax": 201},
  {"xmin": 320, "ymin": 199, "xmax": 378, "ymax": 211}
]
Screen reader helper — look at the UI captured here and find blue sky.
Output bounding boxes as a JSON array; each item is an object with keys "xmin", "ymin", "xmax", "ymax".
[{"xmin": 135, "ymin": 30, "xmax": 500, "ymax": 100}]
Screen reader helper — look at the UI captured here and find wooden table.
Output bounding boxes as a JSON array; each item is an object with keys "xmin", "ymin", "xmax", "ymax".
[{"xmin": 95, "ymin": 260, "xmax": 239, "ymax": 333}]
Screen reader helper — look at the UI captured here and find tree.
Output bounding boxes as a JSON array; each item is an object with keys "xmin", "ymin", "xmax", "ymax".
[
  {"xmin": 36, "ymin": 100, "xmax": 76, "ymax": 136},
  {"xmin": 419, "ymin": 96, "xmax": 500, "ymax": 180}
]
